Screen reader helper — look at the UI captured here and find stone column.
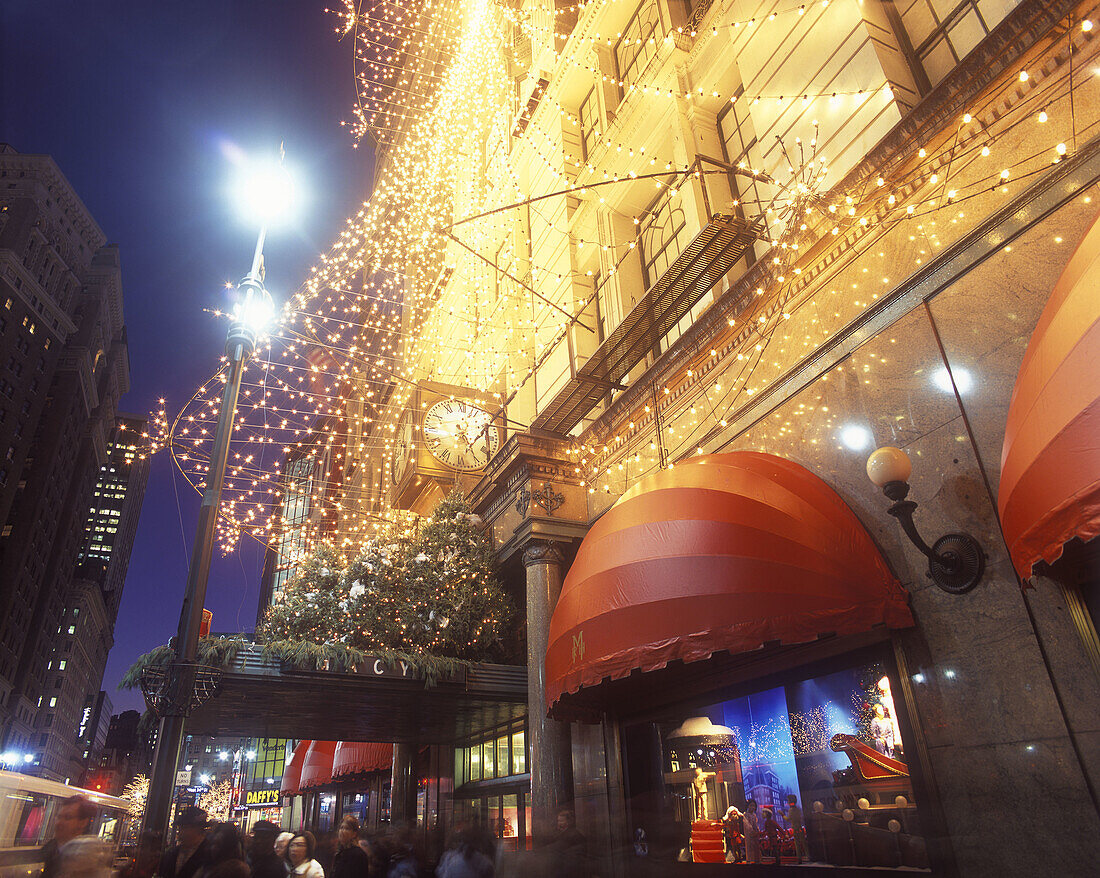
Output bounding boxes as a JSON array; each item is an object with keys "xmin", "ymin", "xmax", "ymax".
[
  {"xmin": 390, "ymin": 741, "xmax": 417, "ymax": 826},
  {"xmin": 523, "ymin": 539, "xmax": 574, "ymax": 844}
]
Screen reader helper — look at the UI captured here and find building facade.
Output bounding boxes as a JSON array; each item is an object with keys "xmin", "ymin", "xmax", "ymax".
[
  {"xmin": 0, "ymin": 146, "xmax": 137, "ymax": 781},
  {"xmin": 253, "ymin": 0, "xmax": 1100, "ymax": 873},
  {"xmin": 346, "ymin": 0, "xmax": 1100, "ymax": 873}
]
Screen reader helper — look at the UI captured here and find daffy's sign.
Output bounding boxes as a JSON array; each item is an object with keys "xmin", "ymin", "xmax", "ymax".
[{"xmin": 244, "ymin": 788, "xmax": 281, "ymax": 807}]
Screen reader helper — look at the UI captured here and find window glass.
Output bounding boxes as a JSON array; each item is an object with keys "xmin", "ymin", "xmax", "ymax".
[
  {"xmin": 896, "ymin": 0, "xmax": 1023, "ymax": 86},
  {"xmin": 511, "ymin": 730, "xmax": 526, "ymax": 775},
  {"xmin": 484, "ymin": 738, "xmax": 496, "ymax": 779},
  {"xmin": 653, "ymin": 658, "xmax": 927, "ymax": 868},
  {"xmin": 579, "ymin": 89, "xmax": 601, "ymax": 161},
  {"xmin": 470, "ymin": 743, "xmax": 482, "ymax": 782},
  {"xmin": 614, "ymin": 0, "xmax": 663, "ymax": 87}
]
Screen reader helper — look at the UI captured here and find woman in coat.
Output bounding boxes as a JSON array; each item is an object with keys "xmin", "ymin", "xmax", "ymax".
[{"xmin": 285, "ymin": 832, "xmax": 324, "ymax": 878}]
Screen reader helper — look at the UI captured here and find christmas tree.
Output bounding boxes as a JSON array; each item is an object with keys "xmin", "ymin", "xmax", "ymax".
[{"xmin": 257, "ymin": 493, "xmax": 514, "ymax": 674}]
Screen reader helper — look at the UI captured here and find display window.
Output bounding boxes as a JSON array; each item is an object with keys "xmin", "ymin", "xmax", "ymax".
[{"xmin": 625, "ymin": 652, "xmax": 929, "ymax": 869}]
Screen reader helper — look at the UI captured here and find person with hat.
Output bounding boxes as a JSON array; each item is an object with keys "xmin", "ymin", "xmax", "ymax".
[
  {"xmin": 158, "ymin": 807, "xmax": 209, "ymax": 878},
  {"xmin": 248, "ymin": 821, "xmax": 287, "ymax": 878}
]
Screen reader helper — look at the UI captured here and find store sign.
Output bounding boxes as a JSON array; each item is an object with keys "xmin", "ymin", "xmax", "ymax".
[
  {"xmin": 78, "ymin": 707, "xmax": 93, "ymax": 739},
  {"xmin": 347, "ymin": 657, "xmax": 418, "ymax": 678},
  {"xmin": 244, "ymin": 789, "xmax": 281, "ymax": 807}
]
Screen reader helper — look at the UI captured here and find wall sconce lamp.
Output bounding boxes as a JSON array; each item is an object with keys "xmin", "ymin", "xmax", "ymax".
[{"xmin": 866, "ymin": 446, "xmax": 985, "ymax": 594}]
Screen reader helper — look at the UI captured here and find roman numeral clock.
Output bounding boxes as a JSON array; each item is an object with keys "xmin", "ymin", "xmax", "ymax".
[{"xmin": 389, "ymin": 385, "xmax": 502, "ymax": 513}]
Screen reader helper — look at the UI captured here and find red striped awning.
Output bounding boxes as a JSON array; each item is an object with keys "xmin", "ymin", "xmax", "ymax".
[
  {"xmin": 546, "ymin": 452, "xmax": 914, "ymax": 711},
  {"xmin": 279, "ymin": 740, "xmax": 311, "ymax": 796},
  {"xmin": 298, "ymin": 740, "xmax": 338, "ymax": 790},
  {"xmin": 999, "ymin": 210, "xmax": 1100, "ymax": 578},
  {"xmin": 332, "ymin": 742, "xmax": 394, "ymax": 778}
]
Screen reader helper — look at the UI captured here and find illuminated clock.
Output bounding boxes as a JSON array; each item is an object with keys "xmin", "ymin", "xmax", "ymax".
[
  {"xmin": 422, "ymin": 399, "xmax": 500, "ymax": 471},
  {"xmin": 390, "ymin": 408, "xmax": 416, "ymax": 485}
]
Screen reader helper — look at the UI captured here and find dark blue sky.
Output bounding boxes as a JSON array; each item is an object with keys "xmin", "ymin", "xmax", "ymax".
[{"xmin": 2, "ymin": 0, "xmax": 372, "ymax": 712}]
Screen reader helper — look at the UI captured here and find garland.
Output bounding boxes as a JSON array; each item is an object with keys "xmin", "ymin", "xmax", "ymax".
[
  {"xmin": 120, "ymin": 495, "xmax": 514, "ymax": 691},
  {"xmin": 259, "ymin": 493, "xmax": 516, "ymax": 676},
  {"xmin": 119, "ymin": 636, "xmax": 247, "ymax": 690}
]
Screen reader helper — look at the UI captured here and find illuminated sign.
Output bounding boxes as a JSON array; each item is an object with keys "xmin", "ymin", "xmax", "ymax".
[
  {"xmin": 244, "ymin": 789, "xmax": 281, "ymax": 807},
  {"xmin": 78, "ymin": 707, "xmax": 93, "ymax": 739}
]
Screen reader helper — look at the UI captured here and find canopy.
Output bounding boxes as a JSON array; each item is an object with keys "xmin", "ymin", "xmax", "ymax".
[
  {"xmin": 279, "ymin": 740, "xmax": 310, "ymax": 796},
  {"xmin": 298, "ymin": 740, "xmax": 338, "ymax": 790},
  {"xmin": 546, "ymin": 452, "xmax": 913, "ymax": 709},
  {"xmin": 999, "ymin": 210, "xmax": 1100, "ymax": 578},
  {"xmin": 332, "ymin": 742, "xmax": 394, "ymax": 778}
]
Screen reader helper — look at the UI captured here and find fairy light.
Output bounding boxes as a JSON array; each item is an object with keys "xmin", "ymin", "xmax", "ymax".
[{"xmin": 154, "ymin": 0, "xmax": 1094, "ymax": 566}]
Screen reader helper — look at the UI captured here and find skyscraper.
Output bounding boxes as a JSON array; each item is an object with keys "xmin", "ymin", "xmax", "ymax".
[
  {"xmin": 0, "ymin": 145, "xmax": 137, "ymax": 781},
  {"xmin": 75, "ymin": 414, "xmax": 150, "ymax": 625}
]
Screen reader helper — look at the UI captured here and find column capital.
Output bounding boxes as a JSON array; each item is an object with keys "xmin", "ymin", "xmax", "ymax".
[{"xmin": 523, "ymin": 539, "xmax": 564, "ymax": 568}]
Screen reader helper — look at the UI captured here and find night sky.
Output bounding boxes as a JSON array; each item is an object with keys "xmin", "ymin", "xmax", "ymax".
[{"xmin": 1, "ymin": 1, "xmax": 373, "ymax": 712}]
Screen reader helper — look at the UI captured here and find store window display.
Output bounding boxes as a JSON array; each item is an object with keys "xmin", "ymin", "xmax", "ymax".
[{"xmin": 638, "ymin": 655, "xmax": 929, "ymax": 869}]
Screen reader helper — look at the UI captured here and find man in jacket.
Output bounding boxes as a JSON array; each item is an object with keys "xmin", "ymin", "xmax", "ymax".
[
  {"xmin": 157, "ymin": 807, "xmax": 208, "ymax": 878},
  {"xmin": 248, "ymin": 821, "xmax": 287, "ymax": 878},
  {"xmin": 330, "ymin": 817, "xmax": 370, "ymax": 878},
  {"xmin": 41, "ymin": 795, "xmax": 96, "ymax": 878}
]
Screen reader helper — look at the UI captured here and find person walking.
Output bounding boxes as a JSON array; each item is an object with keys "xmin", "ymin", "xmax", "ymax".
[
  {"xmin": 248, "ymin": 821, "xmax": 287, "ymax": 878},
  {"xmin": 435, "ymin": 829, "xmax": 492, "ymax": 878},
  {"xmin": 204, "ymin": 824, "xmax": 249, "ymax": 878},
  {"xmin": 274, "ymin": 835, "xmax": 293, "ymax": 861},
  {"xmin": 331, "ymin": 818, "xmax": 370, "ymax": 878},
  {"xmin": 285, "ymin": 832, "xmax": 324, "ymax": 878},
  {"xmin": 41, "ymin": 796, "xmax": 97, "ymax": 878},
  {"xmin": 158, "ymin": 807, "xmax": 209, "ymax": 878},
  {"xmin": 120, "ymin": 832, "xmax": 163, "ymax": 878}
]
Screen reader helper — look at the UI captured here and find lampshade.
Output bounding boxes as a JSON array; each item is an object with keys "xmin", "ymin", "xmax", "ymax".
[{"xmin": 866, "ymin": 446, "xmax": 912, "ymax": 487}]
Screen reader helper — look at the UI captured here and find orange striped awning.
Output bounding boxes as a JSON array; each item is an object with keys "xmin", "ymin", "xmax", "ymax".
[
  {"xmin": 279, "ymin": 740, "xmax": 311, "ymax": 795},
  {"xmin": 298, "ymin": 740, "xmax": 338, "ymax": 790},
  {"xmin": 546, "ymin": 452, "xmax": 913, "ymax": 711},
  {"xmin": 332, "ymin": 742, "xmax": 393, "ymax": 778},
  {"xmin": 1000, "ymin": 211, "xmax": 1100, "ymax": 578}
]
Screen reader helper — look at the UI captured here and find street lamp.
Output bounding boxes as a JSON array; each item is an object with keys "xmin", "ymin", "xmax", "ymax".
[{"xmin": 142, "ymin": 152, "xmax": 292, "ymax": 839}]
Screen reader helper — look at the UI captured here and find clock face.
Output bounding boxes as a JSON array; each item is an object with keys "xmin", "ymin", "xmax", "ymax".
[
  {"xmin": 390, "ymin": 408, "xmax": 415, "ymax": 485},
  {"xmin": 422, "ymin": 399, "xmax": 501, "ymax": 471}
]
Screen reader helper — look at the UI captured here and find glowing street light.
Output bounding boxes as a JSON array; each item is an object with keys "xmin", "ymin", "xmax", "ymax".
[{"xmin": 144, "ymin": 150, "xmax": 293, "ymax": 839}]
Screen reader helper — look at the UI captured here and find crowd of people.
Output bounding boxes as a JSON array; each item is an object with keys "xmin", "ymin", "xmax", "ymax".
[
  {"xmin": 42, "ymin": 798, "xmax": 556, "ymax": 878},
  {"xmin": 112, "ymin": 807, "xmax": 431, "ymax": 878}
]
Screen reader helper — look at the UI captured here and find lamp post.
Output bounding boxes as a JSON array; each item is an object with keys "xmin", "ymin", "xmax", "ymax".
[{"xmin": 142, "ymin": 157, "xmax": 291, "ymax": 839}]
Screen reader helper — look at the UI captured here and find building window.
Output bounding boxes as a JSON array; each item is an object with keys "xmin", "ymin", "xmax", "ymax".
[
  {"xmin": 615, "ymin": 0, "xmax": 663, "ymax": 89},
  {"xmin": 579, "ymin": 88, "xmax": 601, "ymax": 161},
  {"xmin": 894, "ymin": 0, "xmax": 1022, "ymax": 86},
  {"xmin": 58, "ymin": 660, "xmax": 66, "ymax": 670},
  {"xmin": 455, "ymin": 722, "xmax": 527, "ymax": 788},
  {"xmin": 640, "ymin": 187, "xmax": 690, "ymax": 289},
  {"xmin": 48, "ymin": 697, "xmax": 56, "ymax": 708},
  {"xmin": 634, "ymin": 652, "xmax": 930, "ymax": 868}
]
